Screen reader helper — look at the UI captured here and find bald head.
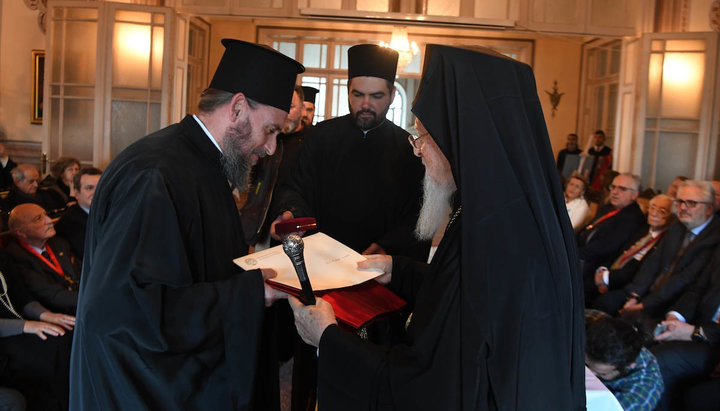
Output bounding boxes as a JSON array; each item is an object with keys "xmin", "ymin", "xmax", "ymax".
[
  {"xmin": 11, "ymin": 164, "xmax": 40, "ymax": 196},
  {"xmin": 9, "ymin": 203, "xmax": 56, "ymax": 247}
]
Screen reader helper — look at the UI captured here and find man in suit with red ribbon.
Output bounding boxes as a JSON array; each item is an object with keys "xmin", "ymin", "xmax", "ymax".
[{"xmin": 5, "ymin": 203, "xmax": 80, "ymax": 314}]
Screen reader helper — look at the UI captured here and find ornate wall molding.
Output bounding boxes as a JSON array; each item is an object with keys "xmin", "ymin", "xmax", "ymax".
[{"xmin": 23, "ymin": 0, "xmax": 48, "ymax": 33}]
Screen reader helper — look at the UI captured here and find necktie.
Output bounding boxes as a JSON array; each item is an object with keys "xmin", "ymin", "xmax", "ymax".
[
  {"xmin": 651, "ymin": 231, "xmax": 695, "ymax": 293},
  {"xmin": 681, "ymin": 231, "xmax": 695, "ymax": 250}
]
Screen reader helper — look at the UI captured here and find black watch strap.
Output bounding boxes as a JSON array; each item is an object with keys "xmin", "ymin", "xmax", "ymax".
[{"xmin": 691, "ymin": 325, "xmax": 707, "ymax": 342}]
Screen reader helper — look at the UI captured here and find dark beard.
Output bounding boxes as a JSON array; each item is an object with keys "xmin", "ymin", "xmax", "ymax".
[
  {"xmin": 220, "ymin": 117, "xmax": 254, "ymax": 192},
  {"xmin": 351, "ymin": 106, "xmax": 389, "ymax": 130}
]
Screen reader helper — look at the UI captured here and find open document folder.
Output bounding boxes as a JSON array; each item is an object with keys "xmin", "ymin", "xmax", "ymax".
[{"xmin": 234, "ymin": 232, "xmax": 406, "ymax": 329}]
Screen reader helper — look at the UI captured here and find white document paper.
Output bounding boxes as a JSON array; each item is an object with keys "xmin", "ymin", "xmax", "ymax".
[{"xmin": 234, "ymin": 232, "xmax": 382, "ymax": 291}]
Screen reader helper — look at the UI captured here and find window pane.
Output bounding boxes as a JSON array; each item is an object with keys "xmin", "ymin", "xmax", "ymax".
[
  {"xmin": 595, "ymin": 49, "xmax": 607, "ymax": 78},
  {"xmin": 67, "ymin": 7, "xmax": 98, "ymax": 19},
  {"xmin": 331, "ymin": 78, "xmax": 348, "ymax": 118},
  {"xmin": 308, "ymin": 0, "xmax": 342, "ymax": 8},
  {"xmin": 606, "ymin": 83, "xmax": 618, "ymax": 135},
  {"xmin": 660, "ymin": 52, "xmax": 705, "ymax": 118},
  {"xmin": 356, "ymin": 0, "xmax": 388, "ymax": 12},
  {"xmin": 112, "ymin": 101, "xmax": 148, "ymax": 156},
  {"xmin": 665, "ymin": 40, "xmax": 705, "ymax": 52},
  {"xmin": 333, "ymin": 45, "xmax": 351, "ymax": 69},
  {"xmin": 647, "ymin": 53, "xmax": 663, "ymax": 117},
  {"xmin": 609, "ymin": 43, "xmax": 621, "ymax": 75},
  {"xmin": 65, "ymin": 21, "xmax": 97, "ymax": 84},
  {"xmin": 400, "ymin": 52, "xmax": 421, "ymax": 74},
  {"xmin": 151, "ymin": 26, "xmax": 164, "ymax": 89},
  {"xmin": 303, "ymin": 43, "xmax": 327, "ymax": 69},
  {"xmin": 113, "ymin": 22, "xmax": 151, "ymax": 88},
  {"xmin": 274, "ymin": 41, "xmax": 296, "ymax": 59},
  {"xmin": 115, "ymin": 10, "xmax": 152, "ymax": 24},
  {"xmin": 387, "ymin": 81, "xmax": 405, "ymax": 128},
  {"xmin": 656, "ymin": 131, "xmax": 697, "ymax": 191},
  {"xmin": 62, "ymin": 99, "xmax": 95, "ymax": 160},
  {"xmin": 594, "ymin": 86, "xmax": 605, "ymax": 129},
  {"xmin": 427, "ymin": 0, "xmax": 459, "ymax": 16}
]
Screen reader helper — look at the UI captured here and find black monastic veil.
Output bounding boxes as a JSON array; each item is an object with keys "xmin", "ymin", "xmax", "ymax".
[{"xmin": 411, "ymin": 44, "xmax": 585, "ymax": 409}]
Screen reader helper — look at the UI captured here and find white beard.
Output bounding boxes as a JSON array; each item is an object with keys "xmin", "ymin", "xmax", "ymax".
[{"xmin": 415, "ymin": 172, "xmax": 455, "ymax": 241}]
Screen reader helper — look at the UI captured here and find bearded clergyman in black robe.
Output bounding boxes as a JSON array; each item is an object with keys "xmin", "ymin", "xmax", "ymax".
[
  {"xmin": 69, "ymin": 40, "xmax": 303, "ymax": 410},
  {"xmin": 289, "ymin": 44, "xmax": 586, "ymax": 410},
  {"xmin": 271, "ymin": 44, "xmax": 427, "ymax": 261}
]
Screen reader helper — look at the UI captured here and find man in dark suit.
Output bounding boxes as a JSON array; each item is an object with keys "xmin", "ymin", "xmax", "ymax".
[
  {"xmin": 3, "ymin": 164, "xmax": 65, "ymax": 216},
  {"xmin": 556, "ymin": 133, "xmax": 582, "ymax": 174},
  {"xmin": 596, "ymin": 180, "xmax": 720, "ymax": 317},
  {"xmin": 54, "ymin": 167, "xmax": 101, "ymax": 261},
  {"xmin": 587, "ymin": 129, "xmax": 612, "ymax": 190},
  {"xmin": 588, "ymin": 194, "xmax": 675, "ymax": 303},
  {"xmin": 651, "ymin": 253, "xmax": 720, "ymax": 410},
  {"xmin": 5, "ymin": 203, "xmax": 80, "ymax": 314},
  {"xmin": 578, "ymin": 172, "xmax": 645, "ymax": 282}
]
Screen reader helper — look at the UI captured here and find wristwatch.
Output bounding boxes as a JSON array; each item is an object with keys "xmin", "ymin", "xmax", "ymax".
[{"xmin": 691, "ymin": 325, "xmax": 707, "ymax": 342}]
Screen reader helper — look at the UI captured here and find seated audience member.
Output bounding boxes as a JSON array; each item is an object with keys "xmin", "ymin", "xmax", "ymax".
[
  {"xmin": 0, "ymin": 247, "xmax": 75, "ymax": 410},
  {"xmin": 556, "ymin": 133, "xmax": 582, "ymax": 173},
  {"xmin": 577, "ymin": 172, "xmax": 645, "ymax": 280},
  {"xmin": 54, "ymin": 167, "xmax": 101, "ymax": 261},
  {"xmin": 41, "ymin": 156, "xmax": 80, "ymax": 207},
  {"xmin": 712, "ymin": 180, "xmax": 720, "ymax": 211},
  {"xmin": 588, "ymin": 194, "xmax": 674, "ymax": 303},
  {"xmin": 3, "ymin": 164, "xmax": 65, "ymax": 216},
  {"xmin": 666, "ymin": 176, "xmax": 688, "ymax": 199},
  {"xmin": 585, "ymin": 312, "xmax": 664, "ymax": 411},
  {"xmin": 0, "ymin": 140, "xmax": 17, "ymax": 192},
  {"xmin": 596, "ymin": 180, "xmax": 720, "ymax": 317},
  {"xmin": 5, "ymin": 203, "xmax": 80, "ymax": 314},
  {"xmin": 288, "ymin": 44, "xmax": 585, "ymax": 410},
  {"xmin": 651, "ymin": 256, "xmax": 720, "ymax": 411},
  {"xmin": 564, "ymin": 175, "xmax": 590, "ymax": 231}
]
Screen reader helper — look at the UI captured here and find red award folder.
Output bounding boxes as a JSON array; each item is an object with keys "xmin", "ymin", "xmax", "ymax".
[{"xmin": 267, "ymin": 279, "xmax": 406, "ymax": 330}]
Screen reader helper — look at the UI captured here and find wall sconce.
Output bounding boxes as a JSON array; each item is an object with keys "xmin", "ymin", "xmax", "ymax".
[{"xmin": 379, "ymin": 27, "xmax": 419, "ymax": 72}]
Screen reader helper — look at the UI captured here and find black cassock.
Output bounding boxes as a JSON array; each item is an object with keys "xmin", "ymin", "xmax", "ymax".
[
  {"xmin": 69, "ymin": 116, "xmax": 266, "ymax": 410},
  {"xmin": 274, "ymin": 114, "xmax": 427, "ymax": 260},
  {"xmin": 315, "ymin": 45, "xmax": 585, "ymax": 410}
]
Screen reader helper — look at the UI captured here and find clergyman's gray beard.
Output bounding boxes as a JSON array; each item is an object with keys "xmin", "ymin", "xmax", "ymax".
[
  {"xmin": 415, "ymin": 173, "xmax": 455, "ymax": 240},
  {"xmin": 220, "ymin": 119, "xmax": 253, "ymax": 192}
]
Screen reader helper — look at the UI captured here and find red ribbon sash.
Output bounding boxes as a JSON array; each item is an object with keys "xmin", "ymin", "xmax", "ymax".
[{"xmin": 18, "ymin": 240, "xmax": 67, "ymax": 280}]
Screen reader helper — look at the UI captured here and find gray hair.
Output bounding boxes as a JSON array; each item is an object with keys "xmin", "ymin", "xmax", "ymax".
[
  {"xmin": 10, "ymin": 164, "xmax": 38, "ymax": 184},
  {"xmin": 679, "ymin": 180, "xmax": 715, "ymax": 206},
  {"xmin": 616, "ymin": 172, "xmax": 641, "ymax": 191},
  {"xmin": 650, "ymin": 193, "xmax": 673, "ymax": 205}
]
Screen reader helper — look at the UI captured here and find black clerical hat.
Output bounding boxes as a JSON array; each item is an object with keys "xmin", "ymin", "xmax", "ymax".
[
  {"xmin": 302, "ymin": 86, "xmax": 319, "ymax": 104},
  {"xmin": 347, "ymin": 44, "xmax": 398, "ymax": 82},
  {"xmin": 208, "ymin": 39, "xmax": 305, "ymax": 112}
]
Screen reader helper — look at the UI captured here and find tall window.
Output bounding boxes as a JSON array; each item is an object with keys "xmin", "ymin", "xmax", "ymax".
[{"xmin": 581, "ymin": 40, "xmax": 621, "ymax": 148}]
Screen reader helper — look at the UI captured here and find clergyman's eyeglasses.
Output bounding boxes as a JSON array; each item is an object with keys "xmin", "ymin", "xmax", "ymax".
[{"xmin": 408, "ymin": 132, "xmax": 429, "ymax": 153}]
